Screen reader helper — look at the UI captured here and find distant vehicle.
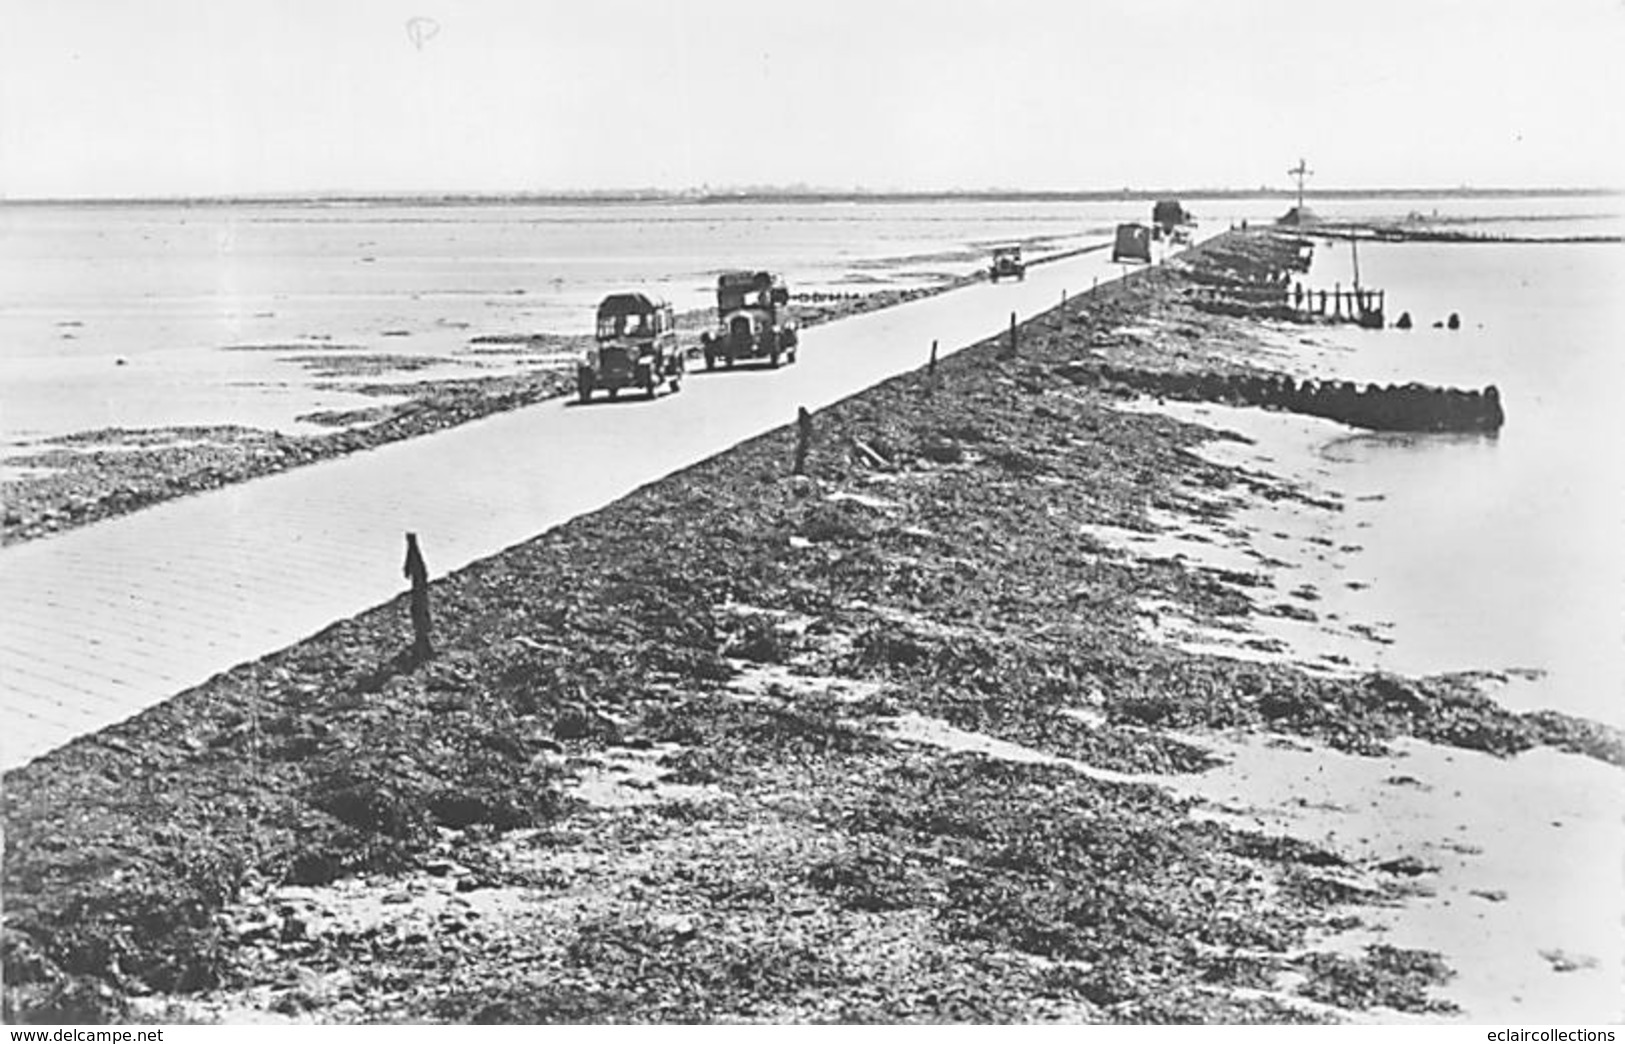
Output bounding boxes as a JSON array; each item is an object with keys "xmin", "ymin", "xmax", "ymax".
[
  {"xmin": 578, "ymin": 292, "xmax": 684, "ymax": 402},
  {"xmin": 1151, "ymin": 198, "xmax": 1193, "ymax": 240},
  {"xmin": 989, "ymin": 245, "xmax": 1027, "ymax": 282},
  {"xmin": 699, "ymin": 271, "xmax": 799, "ymax": 369},
  {"xmin": 1112, "ymin": 223, "xmax": 1153, "ymax": 264}
]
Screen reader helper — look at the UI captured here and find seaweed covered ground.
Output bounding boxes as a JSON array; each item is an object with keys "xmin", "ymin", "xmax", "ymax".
[{"xmin": 5, "ymin": 233, "xmax": 1617, "ymax": 1024}]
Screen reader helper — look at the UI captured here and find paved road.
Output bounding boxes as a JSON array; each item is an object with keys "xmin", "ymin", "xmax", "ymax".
[{"xmin": 0, "ymin": 242, "xmax": 1181, "ymax": 769}]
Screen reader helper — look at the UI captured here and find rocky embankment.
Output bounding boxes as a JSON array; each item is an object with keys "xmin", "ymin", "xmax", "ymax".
[{"xmin": 5, "ymin": 232, "xmax": 1617, "ymax": 1024}]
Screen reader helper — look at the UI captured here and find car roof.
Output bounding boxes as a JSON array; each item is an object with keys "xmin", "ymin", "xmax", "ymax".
[
  {"xmin": 597, "ymin": 292, "xmax": 670, "ymax": 316},
  {"xmin": 716, "ymin": 270, "xmax": 781, "ymax": 289}
]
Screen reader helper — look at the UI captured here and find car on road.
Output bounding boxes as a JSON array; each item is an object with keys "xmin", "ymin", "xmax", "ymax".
[
  {"xmin": 578, "ymin": 293, "xmax": 684, "ymax": 402},
  {"xmin": 989, "ymin": 245, "xmax": 1027, "ymax": 282},
  {"xmin": 1112, "ymin": 223, "xmax": 1153, "ymax": 264},
  {"xmin": 699, "ymin": 271, "xmax": 799, "ymax": 369},
  {"xmin": 1152, "ymin": 198, "xmax": 1194, "ymax": 239}
]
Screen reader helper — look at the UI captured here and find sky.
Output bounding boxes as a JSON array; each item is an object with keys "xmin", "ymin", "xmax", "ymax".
[{"xmin": 2, "ymin": 0, "xmax": 1622, "ymax": 199}]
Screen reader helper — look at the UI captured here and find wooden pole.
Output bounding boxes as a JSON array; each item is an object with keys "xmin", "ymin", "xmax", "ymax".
[
  {"xmin": 404, "ymin": 533, "xmax": 432, "ymax": 660},
  {"xmin": 794, "ymin": 407, "xmax": 812, "ymax": 475}
]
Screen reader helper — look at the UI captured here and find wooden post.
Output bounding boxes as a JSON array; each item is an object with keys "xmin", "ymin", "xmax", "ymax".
[
  {"xmin": 793, "ymin": 407, "xmax": 812, "ymax": 475},
  {"xmin": 1334, "ymin": 283, "xmax": 1342, "ymax": 320},
  {"xmin": 403, "ymin": 533, "xmax": 432, "ymax": 660},
  {"xmin": 1006, "ymin": 312, "xmax": 1018, "ymax": 358},
  {"xmin": 928, "ymin": 339, "xmax": 938, "ymax": 376}
]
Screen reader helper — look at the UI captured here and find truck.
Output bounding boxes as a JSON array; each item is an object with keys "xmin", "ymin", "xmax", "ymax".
[
  {"xmin": 989, "ymin": 245, "xmax": 1026, "ymax": 282},
  {"xmin": 577, "ymin": 292, "xmax": 685, "ymax": 402},
  {"xmin": 699, "ymin": 271, "xmax": 799, "ymax": 370}
]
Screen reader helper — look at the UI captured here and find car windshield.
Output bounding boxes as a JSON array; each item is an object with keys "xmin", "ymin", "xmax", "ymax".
[
  {"xmin": 597, "ymin": 313, "xmax": 652, "ymax": 338},
  {"xmin": 719, "ymin": 288, "xmax": 772, "ymax": 311}
]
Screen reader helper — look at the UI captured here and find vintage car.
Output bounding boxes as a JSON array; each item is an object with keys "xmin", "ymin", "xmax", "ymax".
[
  {"xmin": 578, "ymin": 292, "xmax": 684, "ymax": 402},
  {"xmin": 700, "ymin": 270, "xmax": 799, "ymax": 369},
  {"xmin": 989, "ymin": 245, "xmax": 1027, "ymax": 282},
  {"xmin": 1111, "ymin": 223, "xmax": 1153, "ymax": 264}
]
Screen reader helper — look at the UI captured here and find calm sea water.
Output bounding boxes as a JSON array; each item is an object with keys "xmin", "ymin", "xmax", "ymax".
[{"xmin": 1259, "ymin": 232, "xmax": 1625, "ymax": 726}]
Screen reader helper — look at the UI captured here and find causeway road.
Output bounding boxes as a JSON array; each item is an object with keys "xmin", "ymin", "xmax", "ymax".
[{"xmin": 0, "ymin": 240, "xmax": 1189, "ymax": 769}]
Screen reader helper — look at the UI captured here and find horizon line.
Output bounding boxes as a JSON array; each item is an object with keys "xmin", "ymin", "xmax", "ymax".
[{"xmin": 2, "ymin": 185, "xmax": 1620, "ymax": 206}]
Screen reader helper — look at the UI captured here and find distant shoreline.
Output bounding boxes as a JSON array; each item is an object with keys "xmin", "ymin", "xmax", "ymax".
[{"xmin": 2, "ymin": 186, "xmax": 1620, "ymax": 208}]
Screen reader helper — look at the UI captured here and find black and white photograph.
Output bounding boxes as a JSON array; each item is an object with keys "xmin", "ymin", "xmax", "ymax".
[{"xmin": 2, "ymin": 0, "xmax": 1621, "ymax": 1028}]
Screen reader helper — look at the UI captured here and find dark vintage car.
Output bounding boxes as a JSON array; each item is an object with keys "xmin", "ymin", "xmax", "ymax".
[
  {"xmin": 989, "ymin": 245, "xmax": 1026, "ymax": 282},
  {"xmin": 700, "ymin": 270, "xmax": 799, "ymax": 369},
  {"xmin": 1111, "ymin": 223, "xmax": 1153, "ymax": 264},
  {"xmin": 578, "ymin": 293, "xmax": 684, "ymax": 402}
]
